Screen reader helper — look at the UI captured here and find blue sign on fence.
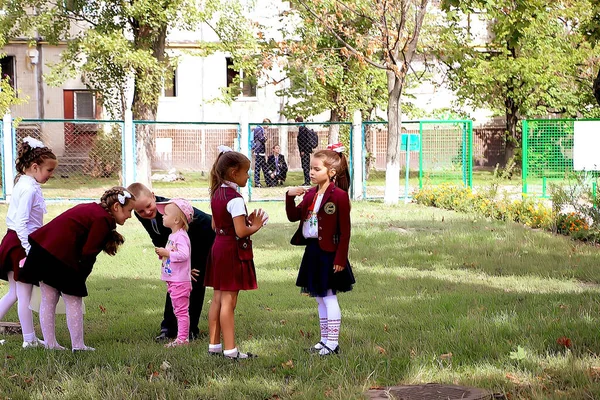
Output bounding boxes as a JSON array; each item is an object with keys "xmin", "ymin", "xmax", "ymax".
[{"xmin": 401, "ymin": 134, "xmax": 420, "ymax": 151}]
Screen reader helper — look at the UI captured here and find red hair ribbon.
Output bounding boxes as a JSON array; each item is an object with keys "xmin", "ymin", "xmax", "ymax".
[{"xmin": 327, "ymin": 143, "xmax": 345, "ymax": 153}]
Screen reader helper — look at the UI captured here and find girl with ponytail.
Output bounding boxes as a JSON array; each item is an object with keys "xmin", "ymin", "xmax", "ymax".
[
  {"xmin": 19, "ymin": 187, "xmax": 135, "ymax": 351},
  {"xmin": 285, "ymin": 143, "xmax": 355, "ymax": 356}
]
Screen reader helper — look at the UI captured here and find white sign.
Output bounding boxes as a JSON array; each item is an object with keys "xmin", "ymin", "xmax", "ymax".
[{"xmin": 573, "ymin": 121, "xmax": 600, "ymax": 171}]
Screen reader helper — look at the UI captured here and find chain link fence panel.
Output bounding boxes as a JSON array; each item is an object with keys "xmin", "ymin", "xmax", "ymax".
[
  {"xmin": 136, "ymin": 122, "xmax": 240, "ymax": 201},
  {"xmin": 15, "ymin": 119, "xmax": 124, "ymax": 200}
]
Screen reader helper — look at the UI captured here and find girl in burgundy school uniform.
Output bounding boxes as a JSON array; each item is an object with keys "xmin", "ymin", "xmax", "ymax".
[
  {"xmin": 19, "ymin": 187, "xmax": 136, "ymax": 351},
  {"xmin": 0, "ymin": 137, "xmax": 57, "ymax": 348},
  {"xmin": 205, "ymin": 146, "xmax": 267, "ymax": 359},
  {"xmin": 286, "ymin": 144, "xmax": 355, "ymax": 356}
]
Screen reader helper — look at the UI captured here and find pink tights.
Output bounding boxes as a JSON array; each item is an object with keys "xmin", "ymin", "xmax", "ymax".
[
  {"xmin": 0, "ymin": 271, "xmax": 38, "ymax": 342},
  {"xmin": 39, "ymin": 282, "xmax": 87, "ymax": 350}
]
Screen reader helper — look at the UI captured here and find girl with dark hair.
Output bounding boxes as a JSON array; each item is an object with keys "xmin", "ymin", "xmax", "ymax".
[
  {"xmin": 285, "ymin": 144, "xmax": 355, "ymax": 356},
  {"xmin": 20, "ymin": 186, "xmax": 136, "ymax": 351},
  {"xmin": 205, "ymin": 146, "xmax": 267, "ymax": 359},
  {"xmin": 0, "ymin": 137, "xmax": 57, "ymax": 348}
]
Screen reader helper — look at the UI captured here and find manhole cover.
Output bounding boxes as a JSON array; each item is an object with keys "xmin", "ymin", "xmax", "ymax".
[{"xmin": 366, "ymin": 383, "xmax": 492, "ymax": 400}]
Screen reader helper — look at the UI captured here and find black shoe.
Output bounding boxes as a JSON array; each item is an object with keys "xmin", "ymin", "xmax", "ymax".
[
  {"xmin": 318, "ymin": 344, "xmax": 340, "ymax": 356},
  {"xmin": 307, "ymin": 341, "xmax": 326, "ymax": 354},
  {"xmin": 155, "ymin": 331, "xmax": 171, "ymax": 342},
  {"xmin": 255, "ymin": 183, "xmax": 262, "ymax": 188}
]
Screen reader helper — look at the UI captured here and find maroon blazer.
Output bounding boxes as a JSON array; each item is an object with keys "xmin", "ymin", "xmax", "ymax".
[
  {"xmin": 286, "ymin": 184, "xmax": 351, "ymax": 267},
  {"xmin": 29, "ymin": 203, "xmax": 116, "ymax": 275}
]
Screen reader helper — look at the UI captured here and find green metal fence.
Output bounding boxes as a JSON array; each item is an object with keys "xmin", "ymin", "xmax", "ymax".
[
  {"xmin": 362, "ymin": 120, "xmax": 473, "ymax": 200},
  {"xmin": 522, "ymin": 119, "xmax": 600, "ymax": 198},
  {"xmin": 419, "ymin": 120, "xmax": 473, "ymax": 189}
]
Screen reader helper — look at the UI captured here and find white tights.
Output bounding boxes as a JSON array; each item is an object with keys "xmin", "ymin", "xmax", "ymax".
[
  {"xmin": 39, "ymin": 282, "xmax": 86, "ymax": 350},
  {"xmin": 315, "ymin": 290, "xmax": 342, "ymax": 350},
  {"xmin": 0, "ymin": 271, "xmax": 38, "ymax": 342}
]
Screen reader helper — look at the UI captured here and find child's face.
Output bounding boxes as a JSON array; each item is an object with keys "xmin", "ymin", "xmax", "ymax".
[
  {"xmin": 134, "ymin": 193, "xmax": 157, "ymax": 219},
  {"xmin": 112, "ymin": 201, "xmax": 135, "ymax": 226},
  {"xmin": 229, "ymin": 163, "xmax": 250, "ymax": 188},
  {"xmin": 30, "ymin": 159, "xmax": 58, "ymax": 184},
  {"xmin": 310, "ymin": 157, "xmax": 334, "ymax": 186},
  {"xmin": 162, "ymin": 203, "xmax": 182, "ymax": 230}
]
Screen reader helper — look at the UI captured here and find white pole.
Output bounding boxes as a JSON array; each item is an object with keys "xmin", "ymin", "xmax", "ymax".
[
  {"xmin": 123, "ymin": 109, "xmax": 135, "ymax": 187},
  {"xmin": 239, "ymin": 108, "xmax": 250, "ymax": 202},
  {"xmin": 351, "ymin": 110, "xmax": 363, "ymax": 201},
  {"xmin": 3, "ymin": 113, "xmax": 14, "ymax": 201}
]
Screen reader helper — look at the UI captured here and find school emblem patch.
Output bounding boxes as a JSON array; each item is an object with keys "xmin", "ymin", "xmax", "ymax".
[{"xmin": 324, "ymin": 202, "xmax": 336, "ymax": 215}]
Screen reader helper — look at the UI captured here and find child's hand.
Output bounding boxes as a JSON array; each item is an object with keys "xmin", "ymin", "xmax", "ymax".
[
  {"xmin": 191, "ymin": 269, "xmax": 200, "ymax": 282},
  {"xmin": 287, "ymin": 187, "xmax": 307, "ymax": 197},
  {"xmin": 249, "ymin": 209, "xmax": 266, "ymax": 230},
  {"xmin": 155, "ymin": 247, "xmax": 169, "ymax": 258},
  {"xmin": 333, "ymin": 264, "xmax": 345, "ymax": 273}
]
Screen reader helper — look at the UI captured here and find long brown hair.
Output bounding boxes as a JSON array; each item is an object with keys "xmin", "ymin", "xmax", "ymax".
[
  {"xmin": 209, "ymin": 150, "xmax": 250, "ymax": 198},
  {"xmin": 99, "ymin": 187, "xmax": 136, "ymax": 255},
  {"xmin": 313, "ymin": 149, "xmax": 351, "ymax": 192},
  {"xmin": 15, "ymin": 139, "xmax": 57, "ymax": 183}
]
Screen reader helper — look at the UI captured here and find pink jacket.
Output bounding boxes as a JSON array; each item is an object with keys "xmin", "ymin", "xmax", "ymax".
[{"xmin": 160, "ymin": 229, "xmax": 191, "ymax": 283}]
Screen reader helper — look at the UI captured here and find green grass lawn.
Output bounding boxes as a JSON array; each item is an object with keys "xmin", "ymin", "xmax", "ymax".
[{"xmin": 1, "ymin": 201, "xmax": 600, "ymax": 399}]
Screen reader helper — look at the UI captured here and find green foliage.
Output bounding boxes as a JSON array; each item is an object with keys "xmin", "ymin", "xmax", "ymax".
[
  {"xmin": 435, "ymin": 0, "xmax": 600, "ymax": 136},
  {"xmin": 83, "ymin": 127, "xmax": 123, "ymax": 178},
  {"xmin": 414, "ymin": 184, "xmax": 553, "ymax": 229}
]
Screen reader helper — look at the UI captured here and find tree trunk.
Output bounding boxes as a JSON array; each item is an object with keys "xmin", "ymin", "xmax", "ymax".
[
  {"xmin": 384, "ymin": 70, "xmax": 403, "ymax": 204},
  {"xmin": 131, "ymin": 22, "xmax": 167, "ymax": 188},
  {"xmin": 504, "ymin": 95, "xmax": 519, "ymax": 165},
  {"xmin": 328, "ymin": 109, "xmax": 340, "ymax": 144},
  {"xmin": 594, "ymin": 69, "xmax": 600, "ymax": 107}
]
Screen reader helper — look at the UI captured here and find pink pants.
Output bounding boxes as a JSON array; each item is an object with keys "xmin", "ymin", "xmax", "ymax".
[{"xmin": 167, "ymin": 281, "xmax": 192, "ymax": 342}]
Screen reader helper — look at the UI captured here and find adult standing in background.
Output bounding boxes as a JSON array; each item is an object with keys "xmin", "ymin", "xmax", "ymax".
[
  {"xmin": 252, "ymin": 118, "xmax": 270, "ymax": 188},
  {"xmin": 296, "ymin": 116, "xmax": 317, "ymax": 186}
]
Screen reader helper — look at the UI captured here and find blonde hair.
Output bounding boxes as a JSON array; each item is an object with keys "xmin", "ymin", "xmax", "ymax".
[
  {"xmin": 126, "ymin": 182, "xmax": 152, "ymax": 199},
  {"xmin": 167, "ymin": 203, "xmax": 189, "ymax": 232}
]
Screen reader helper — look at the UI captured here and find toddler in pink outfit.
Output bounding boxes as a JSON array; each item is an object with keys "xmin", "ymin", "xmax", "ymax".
[{"xmin": 155, "ymin": 198, "xmax": 194, "ymax": 348}]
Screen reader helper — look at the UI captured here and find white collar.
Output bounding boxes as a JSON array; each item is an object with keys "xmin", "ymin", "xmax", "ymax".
[
  {"xmin": 221, "ymin": 181, "xmax": 239, "ymax": 190},
  {"xmin": 20, "ymin": 174, "xmax": 40, "ymax": 188}
]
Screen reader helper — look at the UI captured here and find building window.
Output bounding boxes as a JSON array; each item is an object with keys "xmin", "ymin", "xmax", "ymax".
[
  {"xmin": 74, "ymin": 91, "xmax": 95, "ymax": 119},
  {"xmin": 164, "ymin": 69, "xmax": 177, "ymax": 97},
  {"xmin": 226, "ymin": 57, "xmax": 257, "ymax": 98},
  {"xmin": 0, "ymin": 56, "xmax": 16, "ymax": 90}
]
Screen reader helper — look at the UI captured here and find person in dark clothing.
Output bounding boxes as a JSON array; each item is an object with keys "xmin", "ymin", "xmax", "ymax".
[
  {"xmin": 296, "ymin": 116, "xmax": 316, "ymax": 186},
  {"xmin": 252, "ymin": 118, "xmax": 270, "ymax": 187},
  {"xmin": 127, "ymin": 183, "xmax": 216, "ymax": 341},
  {"xmin": 266, "ymin": 145, "xmax": 288, "ymax": 187}
]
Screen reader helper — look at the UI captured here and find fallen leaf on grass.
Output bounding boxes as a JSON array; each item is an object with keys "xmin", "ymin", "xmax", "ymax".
[
  {"xmin": 587, "ymin": 367, "xmax": 600, "ymax": 380},
  {"xmin": 374, "ymin": 345, "xmax": 386, "ymax": 354},
  {"xmin": 280, "ymin": 320, "xmax": 286, "ymax": 325},
  {"xmin": 99, "ymin": 305, "xmax": 106, "ymax": 314},
  {"xmin": 505, "ymin": 373, "xmax": 522, "ymax": 385},
  {"xmin": 439, "ymin": 352, "xmax": 453, "ymax": 360},
  {"xmin": 265, "ymin": 307, "xmax": 272, "ymax": 311},
  {"xmin": 383, "ymin": 324, "xmax": 388, "ymax": 332},
  {"xmin": 148, "ymin": 371, "xmax": 159, "ymax": 382},
  {"xmin": 160, "ymin": 361, "xmax": 171, "ymax": 371},
  {"xmin": 556, "ymin": 336, "xmax": 572, "ymax": 349},
  {"xmin": 281, "ymin": 360, "xmax": 294, "ymax": 369}
]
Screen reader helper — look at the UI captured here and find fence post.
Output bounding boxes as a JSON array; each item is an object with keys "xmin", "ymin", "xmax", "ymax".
[
  {"xmin": 123, "ymin": 110, "xmax": 136, "ymax": 187},
  {"xmin": 3, "ymin": 113, "xmax": 14, "ymax": 201},
  {"xmin": 239, "ymin": 110, "xmax": 250, "ymax": 202},
  {"xmin": 351, "ymin": 110, "xmax": 363, "ymax": 201}
]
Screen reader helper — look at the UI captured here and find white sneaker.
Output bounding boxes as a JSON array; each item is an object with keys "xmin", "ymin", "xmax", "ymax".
[
  {"xmin": 22, "ymin": 337, "xmax": 45, "ymax": 349},
  {"xmin": 72, "ymin": 345, "xmax": 95, "ymax": 353}
]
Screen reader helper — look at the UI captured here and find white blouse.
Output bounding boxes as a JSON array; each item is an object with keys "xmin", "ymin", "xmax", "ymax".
[
  {"xmin": 302, "ymin": 193, "xmax": 324, "ymax": 239},
  {"xmin": 221, "ymin": 182, "xmax": 246, "ymax": 218},
  {"xmin": 6, "ymin": 175, "xmax": 47, "ymax": 254}
]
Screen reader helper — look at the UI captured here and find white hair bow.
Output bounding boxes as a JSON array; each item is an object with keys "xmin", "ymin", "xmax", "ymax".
[
  {"xmin": 217, "ymin": 145, "xmax": 233, "ymax": 154},
  {"xmin": 23, "ymin": 136, "xmax": 45, "ymax": 149},
  {"xmin": 118, "ymin": 190, "xmax": 132, "ymax": 205}
]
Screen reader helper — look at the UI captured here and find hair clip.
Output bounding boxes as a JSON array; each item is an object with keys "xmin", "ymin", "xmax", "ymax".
[
  {"xmin": 118, "ymin": 190, "xmax": 132, "ymax": 205},
  {"xmin": 327, "ymin": 143, "xmax": 345, "ymax": 153},
  {"xmin": 217, "ymin": 145, "xmax": 233, "ymax": 154},
  {"xmin": 23, "ymin": 136, "xmax": 45, "ymax": 149}
]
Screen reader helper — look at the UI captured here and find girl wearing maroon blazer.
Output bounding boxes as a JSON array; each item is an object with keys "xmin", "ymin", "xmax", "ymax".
[
  {"xmin": 286, "ymin": 144, "xmax": 355, "ymax": 356},
  {"xmin": 205, "ymin": 146, "xmax": 267, "ymax": 359},
  {"xmin": 20, "ymin": 187, "xmax": 136, "ymax": 351}
]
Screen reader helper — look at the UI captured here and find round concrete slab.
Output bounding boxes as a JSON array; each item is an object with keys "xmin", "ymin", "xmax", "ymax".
[{"xmin": 366, "ymin": 383, "xmax": 492, "ymax": 400}]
